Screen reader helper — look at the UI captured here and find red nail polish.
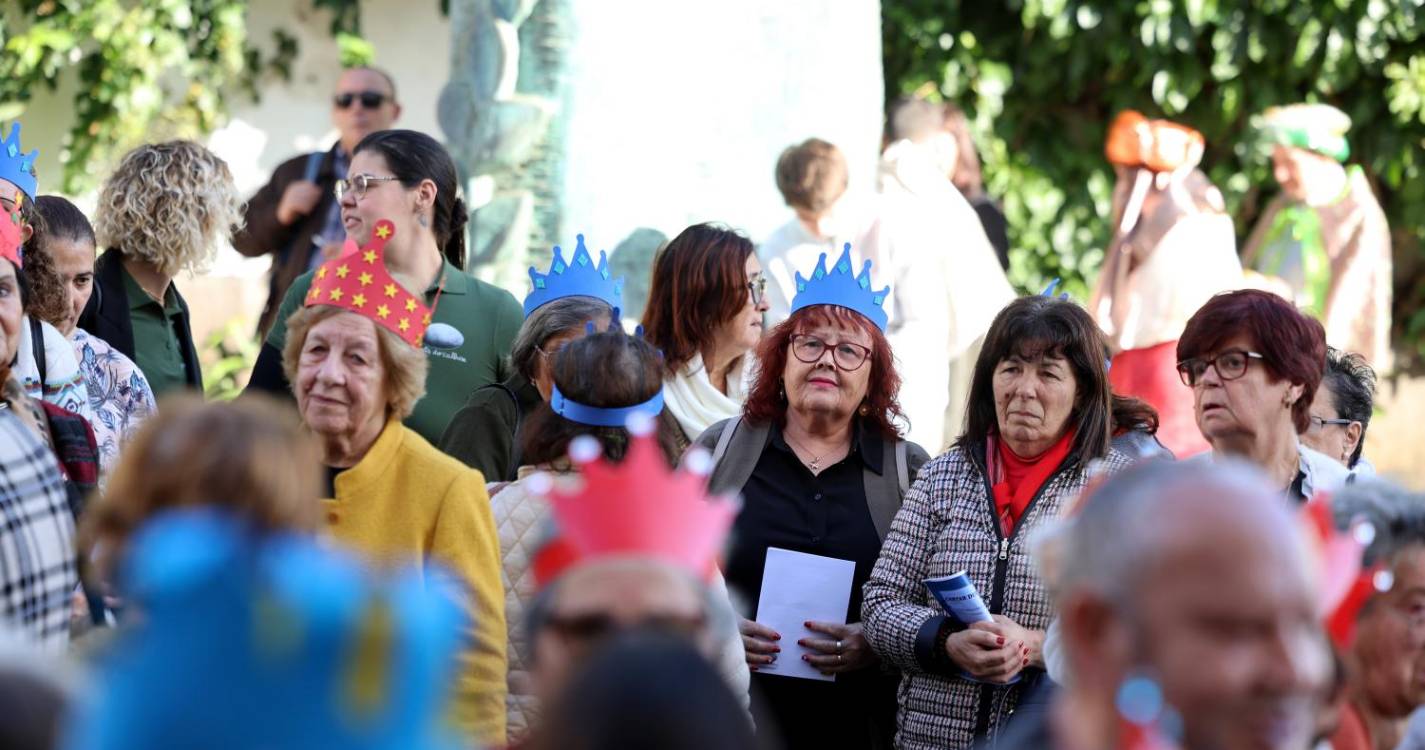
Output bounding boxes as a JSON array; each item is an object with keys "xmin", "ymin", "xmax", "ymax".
[
  {"xmin": 773, "ymin": 647, "xmax": 781, "ymax": 653},
  {"xmin": 997, "ymin": 637, "xmax": 1005, "ymax": 645}
]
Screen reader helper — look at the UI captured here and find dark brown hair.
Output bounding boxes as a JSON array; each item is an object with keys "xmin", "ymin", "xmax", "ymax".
[
  {"xmin": 743, "ymin": 304, "xmax": 904, "ymax": 440},
  {"xmin": 775, "ymin": 139, "xmax": 848, "ymax": 215},
  {"xmin": 353, "ymin": 129, "xmax": 467, "ymax": 269},
  {"xmin": 522, "ymin": 329, "xmax": 682, "ymax": 467},
  {"xmin": 1176, "ymin": 289, "xmax": 1326, "ymax": 435},
  {"xmin": 641, "ymin": 223, "xmax": 754, "ymax": 373},
  {"xmin": 958, "ymin": 296, "xmax": 1113, "ymax": 465}
]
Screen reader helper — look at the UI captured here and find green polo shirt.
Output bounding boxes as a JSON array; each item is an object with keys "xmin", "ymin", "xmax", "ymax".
[
  {"xmin": 268, "ymin": 260, "xmax": 523, "ymax": 445},
  {"xmin": 123, "ymin": 266, "xmax": 190, "ymax": 398}
]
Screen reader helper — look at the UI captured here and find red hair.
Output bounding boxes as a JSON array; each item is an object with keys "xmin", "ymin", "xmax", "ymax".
[
  {"xmin": 744, "ymin": 305, "xmax": 905, "ymax": 439},
  {"xmin": 1177, "ymin": 289, "xmax": 1326, "ymax": 434},
  {"xmin": 642, "ymin": 223, "xmax": 754, "ymax": 373}
]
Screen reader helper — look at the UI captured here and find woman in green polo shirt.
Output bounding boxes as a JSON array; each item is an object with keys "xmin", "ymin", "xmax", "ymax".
[{"xmin": 245, "ymin": 130, "xmax": 522, "ymax": 446}]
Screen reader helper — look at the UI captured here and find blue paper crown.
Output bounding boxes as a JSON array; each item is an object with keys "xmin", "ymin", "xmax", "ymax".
[
  {"xmin": 789, "ymin": 243, "xmax": 890, "ymax": 331},
  {"xmin": 65, "ymin": 510, "xmax": 465, "ymax": 750},
  {"xmin": 524, "ymin": 234, "xmax": 624, "ymax": 318},
  {"xmin": 0, "ymin": 123, "xmax": 38, "ymax": 200}
]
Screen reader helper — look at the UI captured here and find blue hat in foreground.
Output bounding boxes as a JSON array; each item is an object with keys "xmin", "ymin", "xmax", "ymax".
[
  {"xmin": 790, "ymin": 243, "xmax": 890, "ymax": 331},
  {"xmin": 524, "ymin": 234, "xmax": 624, "ymax": 317},
  {"xmin": 64, "ymin": 510, "xmax": 466, "ymax": 750},
  {"xmin": 0, "ymin": 122, "xmax": 38, "ymax": 200}
]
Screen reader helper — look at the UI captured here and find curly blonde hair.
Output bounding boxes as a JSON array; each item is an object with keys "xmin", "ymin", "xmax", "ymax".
[
  {"xmin": 281, "ymin": 304, "xmax": 429, "ymax": 420},
  {"xmin": 93, "ymin": 140, "xmax": 244, "ymax": 277}
]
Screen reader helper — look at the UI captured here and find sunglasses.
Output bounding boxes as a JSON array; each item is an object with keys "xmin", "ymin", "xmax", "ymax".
[
  {"xmin": 333, "ymin": 91, "xmax": 389, "ymax": 110},
  {"xmin": 544, "ymin": 612, "xmax": 708, "ymax": 649}
]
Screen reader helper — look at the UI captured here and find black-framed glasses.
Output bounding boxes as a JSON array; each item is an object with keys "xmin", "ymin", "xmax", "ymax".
[
  {"xmin": 746, "ymin": 275, "xmax": 767, "ymax": 305},
  {"xmin": 1309, "ymin": 415, "xmax": 1354, "ymax": 431},
  {"xmin": 790, "ymin": 334, "xmax": 871, "ymax": 371},
  {"xmin": 333, "ymin": 91, "xmax": 389, "ymax": 110},
  {"xmin": 1176, "ymin": 349, "xmax": 1265, "ymax": 387},
  {"xmin": 334, "ymin": 173, "xmax": 401, "ymax": 202}
]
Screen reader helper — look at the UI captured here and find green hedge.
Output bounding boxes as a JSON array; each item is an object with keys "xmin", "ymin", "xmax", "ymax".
[{"xmin": 883, "ymin": 0, "xmax": 1425, "ymax": 369}]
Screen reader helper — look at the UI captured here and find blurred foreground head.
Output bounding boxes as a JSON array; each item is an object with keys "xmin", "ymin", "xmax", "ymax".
[
  {"xmin": 63, "ymin": 510, "xmax": 468, "ymax": 750},
  {"xmin": 524, "ymin": 424, "xmax": 737, "ymax": 701},
  {"xmin": 1055, "ymin": 459, "xmax": 1329, "ymax": 750},
  {"xmin": 528, "ymin": 631, "xmax": 759, "ymax": 750}
]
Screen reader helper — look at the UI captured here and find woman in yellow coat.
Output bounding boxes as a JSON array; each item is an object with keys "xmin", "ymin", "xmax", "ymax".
[{"xmin": 281, "ymin": 219, "xmax": 507, "ymax": 746}]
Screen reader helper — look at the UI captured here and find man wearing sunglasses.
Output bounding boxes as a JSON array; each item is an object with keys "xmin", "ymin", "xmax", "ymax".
[{"xmin": 234, "ymin": 66, "xmax": 402, "ymax": 337}]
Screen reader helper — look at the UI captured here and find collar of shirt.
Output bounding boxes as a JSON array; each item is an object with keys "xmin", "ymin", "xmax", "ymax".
[
  {"xmin": 426, "ymin": 260, "xmax": 469, "ymax": 298},
  {"xmin": 121, "ymin": 264, "xmax": 180, "ymax": 314},
  {"xmin": 768, "ymin": 417, "xmax": 885, "ymax": 475}
]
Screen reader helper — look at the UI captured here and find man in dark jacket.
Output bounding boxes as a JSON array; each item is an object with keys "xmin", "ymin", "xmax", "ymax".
[
  {"xmin": 233, "ymin": 66, "xmax": 402, "ymax": 336},
  {"xmin": 987, "ymin": 460, "xmax": 1329, "ymax": 750}
]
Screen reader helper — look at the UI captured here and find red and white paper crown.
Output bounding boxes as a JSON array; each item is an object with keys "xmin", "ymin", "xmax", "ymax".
[
  {"xmin": 304, "ymin": 220, "xmax": 434, "ymax": 348},
  {"xmin": 530, "ymin": 418, "xmax": 738, "ymax": 587},
  {"xmin": 1298, "ymin": 491, "xmax": 1389, "ymax": 649}
]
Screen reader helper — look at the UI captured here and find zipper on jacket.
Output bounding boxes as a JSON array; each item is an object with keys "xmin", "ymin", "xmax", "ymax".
[{"xmin": 998, "ymin": 537, "xmax": 1009, "ymax": 561}]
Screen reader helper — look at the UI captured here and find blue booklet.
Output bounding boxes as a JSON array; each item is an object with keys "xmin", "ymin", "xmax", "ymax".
[{"xmin": 924, "ymin": 571, "xmax": 1019, "ymax": 684}]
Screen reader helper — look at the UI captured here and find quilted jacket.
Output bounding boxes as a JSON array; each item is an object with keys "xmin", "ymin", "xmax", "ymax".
[
  {"xmin": 492, "ymin": 467, "xmax": 751, "ymax": 743},
  {"xmin": 862, "ymin": 444, "xmax": 1131, "ymax": 750}
]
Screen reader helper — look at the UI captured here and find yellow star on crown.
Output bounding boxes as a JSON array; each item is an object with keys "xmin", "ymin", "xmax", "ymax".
[
  {"xmin": 351, "ymin": 293, "xmax": 367, "ymax": 308},
  {"xmin": 335, "ymin": 264, "xmax": 350, "ymax": 279},
  {"xmin": 404, "ymin": 298, "xmax": 417, "ymax": 313},
  {"xmin": 328, "ymin": 288, "xmax": 344, "ymax": 302},
  {"xmin": 375, "ymin": 224, "xmax": 392, "ymax": 240},
  {"xmin": 308, "ymin": 285, "xmax": 321, "ymax": 301},
  {"xmin": 362, "ymin": 250, "xmax": 377, "ymax": 264},
  {"xmin": 316, "ymin": 267, "xmax": 327, "ymax": 280},
  {"xmin": 376, "ymin": 304, "xmax": 390, "ymax": 319},
  {"xmin": 398, "ymin": 318, "xmax": 410, "ymax": 332},
  {"xmin": 358, "ymin": 272, "xmax": 373, "ymax": 286},
  {"xmin": 422, "ymin": 313, "xmax": 431, "ymax": 326},
  {"xmin": 384, "ymin": 283, "xmax": 398, "ymax": 298}
]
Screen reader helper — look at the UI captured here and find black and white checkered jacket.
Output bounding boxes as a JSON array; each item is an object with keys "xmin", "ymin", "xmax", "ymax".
[
  {"xmin": 862, "ymin": 443, "xmax": 1131, "ymax": 750},
  {"xmin": 0, "ymin": 409, "xmax": 76, "ymax": 651}
]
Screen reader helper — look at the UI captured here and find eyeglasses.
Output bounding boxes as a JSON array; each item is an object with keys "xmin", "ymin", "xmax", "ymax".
[
  {"xmin": 746, "ymin": 275, "xmax": 767, "ymax": 305},
  {"xmin": 333, "ymin": 91, "xmax": 390, "ymax": 110},
  {"xmin": 1176, "ymin": 349, "xmax": 1265, "ymax": 387},
  {"xmin": 1308, "ymin": 415, "xmax": 1354, "ymax": 431},
  {"xmin": 334, "ymin": 173, "xmax": 400, "ymax": 202},
  {"xmin": 790, "ymin": 333, "xmax": 872, "ymax": 371}
]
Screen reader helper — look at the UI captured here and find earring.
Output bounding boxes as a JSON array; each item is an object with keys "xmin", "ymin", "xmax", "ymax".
[
  {"xmin": 417, "ymin": 213, "xmax": 429, "ymax": 228},
  {"xmin": 858, "ymin": 404, "xmax": 869, "ymax": 417},
  {"xmin": 778, "ymin": 379, "xmax": 786, "ymax": 402}
]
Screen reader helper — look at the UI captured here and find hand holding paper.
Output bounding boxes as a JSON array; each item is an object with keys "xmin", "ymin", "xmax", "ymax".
[{"xmin": 755, "ymin": 548, "xmax": 855, "ymax": 682}]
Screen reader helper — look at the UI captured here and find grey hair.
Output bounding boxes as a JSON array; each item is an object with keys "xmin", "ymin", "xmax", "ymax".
[
  {"xmin": 1054, "ymin": 458, "xmax": 1281, "ymax": 606},
  {"xmin": 510, "ymin": 296, "xmax": 614, "ymax": 382},
  {"xmin": 1331, "ymin": 479, "xmax": 1425, "ymax": 567}
]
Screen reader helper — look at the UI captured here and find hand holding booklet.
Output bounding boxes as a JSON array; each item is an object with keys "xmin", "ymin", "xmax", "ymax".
[{"xmin": 924, "ymin": 571, "xmax": 1019, "ymax": 684}]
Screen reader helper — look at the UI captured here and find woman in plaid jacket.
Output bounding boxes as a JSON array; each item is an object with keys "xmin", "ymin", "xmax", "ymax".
[{"xmin": 862, "ymin": 296, "xmax": 1132, "ymax": 750}]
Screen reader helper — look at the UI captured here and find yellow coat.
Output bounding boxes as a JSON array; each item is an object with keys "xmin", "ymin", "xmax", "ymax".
[{"xmin": 325, "ymin": 417, "xmax": 508, "ymax": 746}]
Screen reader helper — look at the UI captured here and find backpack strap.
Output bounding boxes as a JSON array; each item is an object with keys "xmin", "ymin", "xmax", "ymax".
[
  {"xmin": 302, "ymin": 150, "xmax": 325, "ymax": 183},
  {"xmin": 711, "ymin": 415, "xmax": 742, "ymax": 467},
  {"xmin": 896, "ymin": 439, "xmax": 910, "ymax": 495},
  {"xmin": 29, "ymin": 316, "xmax": 46, "ymax": 387}
]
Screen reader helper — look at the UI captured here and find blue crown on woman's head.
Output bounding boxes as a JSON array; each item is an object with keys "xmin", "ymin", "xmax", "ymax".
[
  {"xmin": 524, "ymin": 234, "xmax": 624, "ymax": 318},
  {"xmin": 790, "ymin": 243, "xmax": 890, "ymax": 331},
  {"xmin": 0, "ymin": 123, "xmax": 38, "ymax": 200}
]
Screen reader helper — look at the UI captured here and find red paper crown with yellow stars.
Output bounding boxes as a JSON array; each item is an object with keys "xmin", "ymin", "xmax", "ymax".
[
  {"xmin": 304, "ymin": 220, "xmax": 433, "ymax": 348},
  {"xmin": 529, "ymin": 418, "xmax": 738, "ymax": 587},
  {"xmin": 0, "ymin": 210, "xmax": 20, "ymax": 269},
  {"xmin": 1298, "ymin": 491, "xmax": 1389, "ymax": 649}
]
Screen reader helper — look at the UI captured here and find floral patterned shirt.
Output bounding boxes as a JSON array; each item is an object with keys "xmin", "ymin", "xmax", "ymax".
[{"xmin": 70, "ymin": 328, "xmax": 157, "ymax": 473}]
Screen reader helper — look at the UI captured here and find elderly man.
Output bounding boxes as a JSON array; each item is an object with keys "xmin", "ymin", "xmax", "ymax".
[
  {"xmin": 1242, "ymin": 103, "xmax": 1393, "ymax": 371},
  {"xmin": 994, "ymin": 460, "xmax": 1330, "ymax": 749},
  {"xmin": 234, "ymin": 66, "xmax": 402, "ymax": 336}
]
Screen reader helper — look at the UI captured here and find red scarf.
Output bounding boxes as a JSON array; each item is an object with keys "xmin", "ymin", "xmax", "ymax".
[{"xmin": 990, "ymin": 428, "xmax": 1076, "ymax": 536}]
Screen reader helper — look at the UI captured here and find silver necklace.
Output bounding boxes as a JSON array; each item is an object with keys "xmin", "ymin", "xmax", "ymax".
[{"xmin": 785, "ymin": 432, "xmax": 844, "ymax": 473}]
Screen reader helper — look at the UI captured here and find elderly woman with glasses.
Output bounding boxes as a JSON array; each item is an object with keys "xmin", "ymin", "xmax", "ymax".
[
  {"xmin": 1300, "ymin": 347, "xmax": 1377, "ymax": 474},
  {"xmin": 695, "ymin": 247, "xmax": 929, "ymax": 749},
  {"xmin": 1177, "ymin": 289, "xmax": 1349, "ymax": 501}
]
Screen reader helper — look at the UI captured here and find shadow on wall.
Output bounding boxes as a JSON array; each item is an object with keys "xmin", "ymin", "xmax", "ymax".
[{"xmin": 611, "ymin": 227, "xmax": 668, "ymax": 324}]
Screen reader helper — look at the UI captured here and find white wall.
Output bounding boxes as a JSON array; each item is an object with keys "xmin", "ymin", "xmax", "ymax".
[{"xmin": 558, "ymin": 1, "xmax": 884, "ymax": 248}]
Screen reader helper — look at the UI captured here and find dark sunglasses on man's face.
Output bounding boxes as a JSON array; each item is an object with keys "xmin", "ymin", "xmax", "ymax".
[{"xmin": 333, "ymin": 91, "xmax": 389, "ymax": 110}]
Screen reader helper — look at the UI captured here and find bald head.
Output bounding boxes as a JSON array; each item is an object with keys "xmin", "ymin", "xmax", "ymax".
[{"xmin": 1057, "ymin": 459, "xmax": 1328, "ymax": 750}]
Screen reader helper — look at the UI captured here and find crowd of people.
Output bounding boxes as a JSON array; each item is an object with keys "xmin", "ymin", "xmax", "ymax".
[{"xmin": 0, "ymin": 64, "xmax": 1414, "ymax": 750}]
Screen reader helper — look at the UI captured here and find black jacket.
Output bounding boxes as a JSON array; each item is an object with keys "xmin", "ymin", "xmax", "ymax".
[{"xmin": 77, "ymin": 248, "xmax": 203, "ymax": 391}]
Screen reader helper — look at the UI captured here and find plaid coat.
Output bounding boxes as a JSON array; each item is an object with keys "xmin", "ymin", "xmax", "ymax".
[
  {"xmin": 862, "ymin": 443, "xmax": 1131, "ymax": 749},
  {"xmin": 0, "ymin": 409, "xmax": 77, "ymax": 651}
]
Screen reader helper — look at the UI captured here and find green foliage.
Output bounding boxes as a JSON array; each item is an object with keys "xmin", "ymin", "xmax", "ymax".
[
  {"xmin": 0, "ymin": 0, "xmax": 297, "ymax": 194},
  {"xmin": 201, "ymin": 318, "xmax": 259, "ymax": 401},
  {"xmin": 883, "ymin": 0, "xmax": 1425, "ymax": 367}
]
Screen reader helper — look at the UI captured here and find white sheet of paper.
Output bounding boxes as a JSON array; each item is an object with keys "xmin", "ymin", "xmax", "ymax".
[{"xmin": 754, "ymin": 547, "xmax": 856, "ymax": 682}]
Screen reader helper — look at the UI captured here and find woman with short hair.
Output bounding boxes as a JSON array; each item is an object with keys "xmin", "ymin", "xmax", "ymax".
[
  {"xmin": 1301, "ymin": 346, "xmax": 1376, "ymax": 472},
  {"xmin": 642, "ymin": 223, "xmax": 769, "ymax": 447},
  {"xmin": 862, "ymin": 295, "xmax": 1131, "ymax": 750},
  {"xmin": 80, "ymin": 140, "xmax": 244, "ymax": 397},
  {"xmin": 1177, "ymin": 289, "xmax": 1349, "ymax": 500},
  {"xmin": 280, "ymin": 222, "xmax": 507, "ymax": 746}
]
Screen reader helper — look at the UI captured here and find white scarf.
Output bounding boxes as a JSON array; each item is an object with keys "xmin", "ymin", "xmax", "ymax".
[{"xmin": 663, "ymin": 353, "xmax": 749, "ymax": 441}]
